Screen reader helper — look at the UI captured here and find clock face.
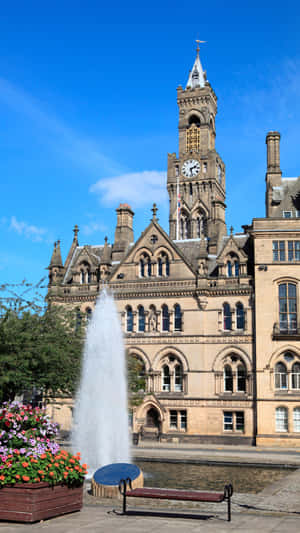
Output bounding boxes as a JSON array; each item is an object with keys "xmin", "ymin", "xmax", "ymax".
[{"xmin": 182, "ymin": 159, "xmax": 201, "ymax": 178}]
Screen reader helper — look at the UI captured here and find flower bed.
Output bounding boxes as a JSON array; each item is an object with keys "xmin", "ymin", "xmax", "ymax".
[{"xmin": 0, "ymin": 401, "xmax": 87, "ymax": 522}]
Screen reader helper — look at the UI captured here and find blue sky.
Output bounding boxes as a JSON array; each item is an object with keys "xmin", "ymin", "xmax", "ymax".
[{"xmin": 1, "ymin": 0, "xmax": 300, "ymax": 292}]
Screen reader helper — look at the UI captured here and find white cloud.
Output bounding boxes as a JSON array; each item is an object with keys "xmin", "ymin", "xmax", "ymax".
[
  {"xmin": 90, "ymin": 170, "xmax": 168, "ymax": 208},
  {"xmin": 9, "ymin": 216, "xmax": 47, "ymax": 242}
]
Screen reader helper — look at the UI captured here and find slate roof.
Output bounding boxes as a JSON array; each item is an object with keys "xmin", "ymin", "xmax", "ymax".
[{"xmin": 271, "ymin": 177, "xmax": 300, "ymax": 215}]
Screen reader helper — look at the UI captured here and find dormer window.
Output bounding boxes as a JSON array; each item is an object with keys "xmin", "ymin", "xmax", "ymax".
[
  {"xmin": 157, "ymin": 252, "xmax": 170, "ymax": 277},
  {"xmin": 227, "ymin": 261, "xmax": 232, "ymax": 277},
  {"xmin": 139, "ymin": 254, "xmax": 151, "ymax": 277},
  {"xmin": 226, "ymin": 255, "xmax": 239, "ymax": 277}
]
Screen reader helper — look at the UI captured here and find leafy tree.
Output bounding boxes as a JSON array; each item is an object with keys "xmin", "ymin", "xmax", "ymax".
[
  {"xmin": 127, "ymin": 352, "xmax": 146, "ymax": 408},
  {"xmin": 0, "ymin": 280, "xmax": 83, "ymax": 403}
]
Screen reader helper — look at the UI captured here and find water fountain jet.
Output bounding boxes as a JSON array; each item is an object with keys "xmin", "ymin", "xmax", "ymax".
[{"xmin": 72, "ymin": 288, "xmax": 130, "ymax": 476}]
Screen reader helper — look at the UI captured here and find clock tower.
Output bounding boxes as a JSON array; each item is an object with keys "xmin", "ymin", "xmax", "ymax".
[{"xmin": 167, "ymin": 44, "xmax": 227, "ymax": 254}]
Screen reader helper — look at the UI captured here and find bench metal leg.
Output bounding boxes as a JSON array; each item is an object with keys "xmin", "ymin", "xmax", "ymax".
[
  {"xmin": 122, "ymin": 490, "xmax": 127, "ymax": 515},
  {"xmin": 119, "ymin": 479, "xmax": 127, "ymax": 515},
  {"xmin": 225, "ymin": 483, "xmax": 233, "ymax": 522}
]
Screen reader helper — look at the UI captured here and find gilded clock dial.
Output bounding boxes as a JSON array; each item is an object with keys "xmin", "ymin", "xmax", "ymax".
[{"xmin": 182, "ymin": 159, "xmax": 201, "ymax": 177}]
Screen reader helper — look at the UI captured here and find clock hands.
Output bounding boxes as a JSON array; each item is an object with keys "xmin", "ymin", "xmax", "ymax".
[{"xmin": 190, "ymin": 165, "xmax": 198, "ymax": 176}]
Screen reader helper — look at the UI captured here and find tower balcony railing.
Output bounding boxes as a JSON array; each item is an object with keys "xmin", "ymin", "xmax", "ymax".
[{"xmin": 273, "ymin": 322, "xmax": 300, "ymax": 339}]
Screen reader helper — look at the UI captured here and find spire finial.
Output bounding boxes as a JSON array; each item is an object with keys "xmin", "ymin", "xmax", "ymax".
[
  {"xmin": 151, "ymin": 203, "xmax": 158, "ymax": 221},
  {"xmin": 73, "ymin": 224, "xmax": 79, "ymax": 239},
  {"xmin": 230, "ymin": 226, "xmax": 234, "ymax": 236},
  {"xmin": 195, "ymin": 39, "xmax": 206, "ymax": 56},
  {"xmin": 186, "ymin": 42, "xmax": 207, "ymax": 89}
]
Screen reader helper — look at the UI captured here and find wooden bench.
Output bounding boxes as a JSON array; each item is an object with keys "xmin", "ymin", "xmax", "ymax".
[{"xmin": 119, "ymin": 478, "xmax": 233, "ymax": 522}]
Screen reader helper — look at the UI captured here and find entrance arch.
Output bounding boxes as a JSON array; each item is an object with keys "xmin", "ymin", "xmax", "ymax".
[
  {"xmin": 146, "ymin": 407, "xmax": 160, "ymax": 428},
  {"xmin": 142, "ymin": 406, "xmax": 161, "ymax": 440}
]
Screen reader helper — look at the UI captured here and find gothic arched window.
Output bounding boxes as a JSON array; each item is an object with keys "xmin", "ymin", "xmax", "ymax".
[
  {"xmin": 174, "ymin": 304, "xmax": 182, "ymax": 331},
  {"xmin": 180, "ymin": 218, "xmax": 184, "ymax": 240},
  {"xmin": 174, "ymin": 364, "xmax": 183, "ymax": 392},
  {"xmin": 292, "ymin": 362, "xmax": 300, "ymax": 390},
  {"xmin": 224, "ymin": 365, "xmax": 233, "ymax": 392},
  {"xmin": 237, "ymin": 364, "xmax": 246, "ymax": 392},
  {"xmin": 227, "ymin": 261, "xmax": 232, "ymax": 277},
  {"xmin": 180, "ymin": 215, "xmax": 191, "ymax": 240},
  {"xmin": 223, "ymin": 303, "xmax": 232, "ymax": 330},
  {"xmin": 162, "ymin": 365, "xmax": 171, "ymax": 391},
  {"xmin": 80, "ymin": 270, "xmax": 85, "ymax": 284},
  {"xmin": 165, "ymin": 257, "xmax": 170, "ymax": 277},
  {"xmin": 234, "ymin": 261, "xmax": 239, "ymax": 277},
  {"xmin": 138, "ymin": 306, "xmax": 145, "ymax": 332},
  {"xmin": 158, "ymin": 257, "xmax": 163, "ymax": 276},
  {"xmin": 275, "ymin": 362, "xmax": 288, "ymax": 389},
  {"xmin": 236, "ymin": 303, "xmax": 245, "ymax": 330},
  {"xmin": 139, "ymin": 253, "xmax": 151, "ymax": 278},
  {"xmin": 140, "ymin": 258, "xmax": 145, "ymax": 277},
  {"xmin": 126, "ymin": 306, "xmax": 133, "ymax": 333},
  {"xmin": 162, "ymin": 305, "xmax": 170, "ymax": 332},
  {"xmin": 197, "ymin": 217, "xmax": 201, "ymax": 238}
]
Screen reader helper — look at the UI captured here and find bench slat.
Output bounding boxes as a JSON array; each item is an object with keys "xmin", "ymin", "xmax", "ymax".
[{"xmin": 126, "ymin": 487, "xmax": 225, "ymax": 503}]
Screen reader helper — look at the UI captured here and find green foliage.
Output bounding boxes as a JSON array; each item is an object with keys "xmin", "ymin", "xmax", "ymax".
[
  {"xmin": 0, "ymin": 281, "xmax": 83, "ymax": 402},
  {"xmin": 127, "ymin": 353, "xmax": 146, "ymax": 407}
]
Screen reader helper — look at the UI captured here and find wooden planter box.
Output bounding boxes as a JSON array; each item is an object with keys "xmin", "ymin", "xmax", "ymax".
[{"xmin": 0, "ymin": 482, "xmax": 83, "ymax": 523}]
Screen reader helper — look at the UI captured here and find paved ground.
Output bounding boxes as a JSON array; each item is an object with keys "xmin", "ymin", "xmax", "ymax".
[{"xmin": 1, "ymin": 443, "xmax": 300, "ymax": 532}]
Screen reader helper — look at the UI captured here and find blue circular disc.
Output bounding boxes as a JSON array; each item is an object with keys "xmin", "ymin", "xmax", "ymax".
[{"xmin": 93, "ymin": 463, "xmax": 141, "ymax": 486}]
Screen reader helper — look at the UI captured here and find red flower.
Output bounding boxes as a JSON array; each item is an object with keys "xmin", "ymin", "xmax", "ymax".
[
  {"xmin": 0, "ymin": 475, "xmax": 5, "ymax": 481},
  {"xmin": 22, "ymin": 462, "xmax": 29, "ymax": 468},
  {"xmin": 22, "ymin": 475, "xmax": 30, "ymax": 482}
]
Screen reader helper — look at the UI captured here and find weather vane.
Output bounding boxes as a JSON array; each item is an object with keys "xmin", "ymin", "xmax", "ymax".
[{"xmin": 195, "ymin": 39, "xmax": 206, "ymax": 53}]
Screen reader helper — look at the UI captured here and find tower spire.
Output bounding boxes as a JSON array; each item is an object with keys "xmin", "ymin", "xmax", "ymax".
[{"xmin": 186, "ymin": 40, "xmax": 206, "ymax": 89}]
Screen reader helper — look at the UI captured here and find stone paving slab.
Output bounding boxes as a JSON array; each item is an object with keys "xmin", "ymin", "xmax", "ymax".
[{"xmin": 0, "ymin": 504, "xmax": 299, "ymax": 533}]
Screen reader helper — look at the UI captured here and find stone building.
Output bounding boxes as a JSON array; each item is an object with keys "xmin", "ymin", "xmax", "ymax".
[{"xmin": 47, "ymin": 47, "xmax": 300, "ymax": 446}]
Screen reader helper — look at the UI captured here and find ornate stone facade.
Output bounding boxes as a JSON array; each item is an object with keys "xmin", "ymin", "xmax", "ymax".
[{"xmin": 47, "ymin": 48, "xmax": 300, "ymax": 446}]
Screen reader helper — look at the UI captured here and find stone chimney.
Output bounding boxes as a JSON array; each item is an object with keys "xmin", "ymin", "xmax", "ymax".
[
  {"xmin": 265, "ymin": 131, "xmax": 282, "ymax": 217},
  {"xmin": 112, "ymin": 204, "xmax": 134, "ymax": 262}
]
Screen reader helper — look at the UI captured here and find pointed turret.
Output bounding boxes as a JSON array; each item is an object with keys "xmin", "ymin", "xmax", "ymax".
[
  {"xmin": 186, "ymin": 42, "xmax": 206, "ymax": 89},
  {"xmin": 48, "ymin": 240, "xmax": 65, "ymax": 285},
  {"xmin": 64, "ymin": 225, "xmax": 79, "ymax": 271},
  {"xmin": 49, "ymin": 240, "xmax": 63, "ymax": 267}
]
